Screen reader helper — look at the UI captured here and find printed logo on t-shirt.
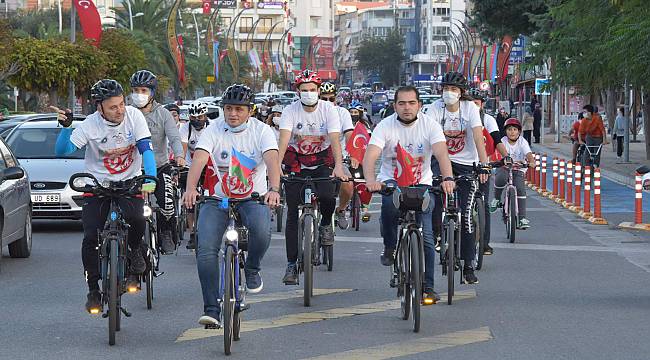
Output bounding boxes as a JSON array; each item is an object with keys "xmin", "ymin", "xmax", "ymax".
[
  {"xmin": 102, "ymin": 145, "xmax": 135, "ymax": 174},
  {"xmin": 392, "ymin": 148, "xmax": 425, "ymax": 183},
  {"xmin": 443, "ymin": 115, "xmax": 467, "ymax": 155}
]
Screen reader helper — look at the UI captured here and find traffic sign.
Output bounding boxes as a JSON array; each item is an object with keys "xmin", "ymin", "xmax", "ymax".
[
  {"xmin": 535, "ymin": 78, "xmax": 551, "ymax": 95},
  {"xmin": 206, "ymin": 76, "xmax": 215, "ymax": 83},
  {"xmin": 479, "ymin": 81, "xmax": 489, "ymax": 91}
]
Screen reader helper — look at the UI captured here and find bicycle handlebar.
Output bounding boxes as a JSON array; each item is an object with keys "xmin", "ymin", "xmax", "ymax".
[
  {"xmin": 281, "ymin": 175, "xmax": 344, "ymax": 184},
  {"xmin": 69, "ymin": 173, "xmax": 159, "ymax": 197}
]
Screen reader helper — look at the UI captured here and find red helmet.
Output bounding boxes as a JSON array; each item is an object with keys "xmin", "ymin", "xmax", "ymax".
[
  {"xmin": 294, "ymin": 69, "xmax": 322, "ymax": 89},
  {"xmin": 504, "ymin": 118, "xmax": 522, "ymax": 130}
]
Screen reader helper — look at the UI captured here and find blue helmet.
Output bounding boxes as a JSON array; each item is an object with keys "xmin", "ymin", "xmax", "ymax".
[{"xmin": 349, "ymin": 100, "xmax": 364, "ymax": 111}]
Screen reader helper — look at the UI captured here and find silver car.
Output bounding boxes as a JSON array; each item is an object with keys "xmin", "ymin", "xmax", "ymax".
[{"xmin": 5, "ymin": 121, "xmax": 85, "ymax": 219}]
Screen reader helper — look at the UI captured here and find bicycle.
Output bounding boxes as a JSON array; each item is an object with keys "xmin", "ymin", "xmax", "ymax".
[
  {"xmin": 281, "ymin": 175, "xmax": 340, "ymax": 306},
  {"xmin": 69, "ymin": 172, "xmax": 158, "ymax": 346},
  {"xmin": 347, "ymin": 160, "xmax": 371, "ymax": 231},
  {"xmin": 142, "ymin": 194, "xmax": 163, "ymax": 310},
  {"xmin": 580, "ymin": 143, "xmax": 603, "ymax": 168},
  {"xmin": 171, "ymin": 163, "xmax": 189, "ymax": 246},
  {"xmin": 492, "ymin": 160, "xmax": 529, "ymax": 243},
  {"xmin": 381, "ymin": 183, "xmax": 433, "ymax": 333},
  {"xmin": 194, "ymin": 193, "xmax": 265, "ymax": 355}
]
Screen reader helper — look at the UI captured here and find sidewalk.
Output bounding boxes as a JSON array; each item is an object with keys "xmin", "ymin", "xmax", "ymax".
[{"xmin": 532, "ymin": 133, "xmax": 648, "ymax": 187}]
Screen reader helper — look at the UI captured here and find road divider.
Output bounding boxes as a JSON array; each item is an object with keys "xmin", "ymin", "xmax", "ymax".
[{"xmin": 619, "ymin": 171, "xmax": 650, "ymax": 231}]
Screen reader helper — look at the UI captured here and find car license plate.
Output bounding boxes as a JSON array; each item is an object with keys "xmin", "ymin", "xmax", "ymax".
[{"xmin": 31, "ymin": 194, "xmax": 60, "ymax": 203}]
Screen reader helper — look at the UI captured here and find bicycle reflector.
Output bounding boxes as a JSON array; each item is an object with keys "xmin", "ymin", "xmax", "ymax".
[
  {"xmin": 89, "ymin": 307, "xmax": 101, "ymax": 315},
  {"xmin": 143, "ymin": 205, "xmax": 152, "ymax": 217},
  {"xmin": 225, "ymin": 228, "xmax": 238, "ymax": 241},
  {"xmin": 423, "ymin": 297, "xmax": 435, "ymax": 305},
  {"xmin": 128, "ymin": 285, "xmax": 139, "ymax": 293}
]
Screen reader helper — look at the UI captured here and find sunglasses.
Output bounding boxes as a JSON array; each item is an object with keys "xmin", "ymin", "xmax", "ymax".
[{"xmin": 320, "ymin": 96, "xmax": 336, "ymax": 102}]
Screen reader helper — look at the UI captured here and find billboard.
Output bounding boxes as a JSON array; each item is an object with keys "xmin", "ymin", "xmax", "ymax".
[
  {"xmin": 213, "ymin": 0, "xmax": 236, "ymax": 8},
  {"xmin": 311, "ymin": 36, "xmax": 334, "ymax": 71},
  {"xmin": 509, "ymin": 36, "xmax": 525, "ymax": 64},
  {"xmin": 257, "ymin": 0, "xmax": 285, "ymax": 9}
]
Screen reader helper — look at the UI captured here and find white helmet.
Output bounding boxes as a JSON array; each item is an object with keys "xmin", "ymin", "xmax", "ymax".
[
  {"xmin": 271, "ymin": 104, "xmax": 284, "ymax": 113},
  {"xmin": 188, "ymin": 102, "xmax": 208, "ymax": 116}
]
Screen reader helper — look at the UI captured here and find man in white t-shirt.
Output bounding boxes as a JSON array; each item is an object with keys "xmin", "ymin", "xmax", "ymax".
[
  {"xmin": 422, "ymin": 72, "xmax": 488, "ymax": 285},
  {"xmin": 363, "ymin": 86, "xmax": 455, "ymax": 304},
  {"xmin": 54, "ymin": 79, "xmax": 157, "ymax": 314},
  {"xmin": 183, "ymin": 84, "xmax": 281, "ymax": 328},
  {"xmin": 319, "ymin": 82, "xmax": 355, "ymax": 229},
  {"xmin": 277, "ymin": 69, "xmax": 348, "ymax": 285}
]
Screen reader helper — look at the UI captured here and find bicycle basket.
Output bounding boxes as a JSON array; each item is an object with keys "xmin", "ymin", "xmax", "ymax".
[{"xmin": 393, "ymin": 186, "xmax": 430, "ymax": 212}]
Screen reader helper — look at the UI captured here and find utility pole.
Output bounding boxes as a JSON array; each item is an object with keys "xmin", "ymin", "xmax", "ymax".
[
  {"xmin": 624, "ymin": 77, "xmax": 630, "ymax": 162},
  {"xmin": 69, "ymin": 3, "xmax": 76, "ymax": 113}
]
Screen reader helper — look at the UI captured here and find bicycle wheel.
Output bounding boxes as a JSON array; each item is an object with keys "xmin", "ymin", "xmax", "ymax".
[
  {"xmin": 409, "ymin": 231, "xmax": 422, "ymax": 333},
  {"xmin": 352, "ymin": 191, "xmax": 361, "ymax": 231},
  {"xmin": 223, "ymin": 246, "xmax": 236, "ymax": 355},
  {"xmin": 324, "ymin": 244, "xmax": 333, "ymax": 271},
  {"xmin": 108, "ymin": 240, "xmax": 119, "ymax": 345},
  {"xmin": 474, "ymin": 198, "xmax": 486, "ymax": 270},
  {"xmin": 233, "ymin": 259, "xmax": 243, "ymax": 342},
  {"xmin": 144, "ymin": 224, "xmax": 154, "ymax": 309},
  {"xmin": 446, "ymin": 219, "xmax": 455, "ymax": 305},
  {"xmin": 302, "ymin": 214, "xmax": 314, "ymax": 307},
  {"xmin": 508, "ymin": 188, "xmax": 517, "ymax": 243},
  {"xmin": 178, "ymin": 205, "xmax": 187, "ymax": 241},
  {"xmin": 398, "ymin": 238, "xmax": 410, "ymax": 321}
]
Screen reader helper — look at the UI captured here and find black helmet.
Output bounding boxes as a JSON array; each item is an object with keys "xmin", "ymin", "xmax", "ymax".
[
  {"xmin": 164, "ymin": 103, "xmax": 180, "ymax": 113},
  {"xmin": 468, "ymin": 88, "xmax": 487, "ymax": 102},
  {"xmin": 130, "ymin": 70, "xmax": 158, "ymax": 90},
  {"xmin": 90, "ymin": 79, "xmax": 124, "ymax": 102},
  {"xmin": 441, "ymin": 71, "xmax": 468, "ymax": 90},
  {"xmin": 221, "ymin": 84, "xmax": 253, "ymax": 106}
]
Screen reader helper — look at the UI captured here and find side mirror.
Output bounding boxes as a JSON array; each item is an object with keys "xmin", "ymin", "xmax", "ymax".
[{"xmin": 2, "ymin": 166, "xmax": 25, "ymax": 181}]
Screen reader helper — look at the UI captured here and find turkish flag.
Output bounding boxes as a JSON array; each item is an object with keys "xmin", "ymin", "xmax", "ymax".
[
  {"xmin": 346, "ymin": 122, "xmax": 370, "ymax": 163},
  {"xmin": 202, "ymin": 0, "xmax": 211, "ymax": 14},
  {"xmin": 219, "ymin": 49, "xmax": 228, "ymax": 61},
  {"xmin": 73, "ymin": 0, "xmax": 103, "ymax": 46},
  {"xmin": 394, "ymin": 142, "xmax": 416, "ymax": 187},
  {"xmin": 482, "ymin": 127, "xmax": 495, "ymax": 156},
  {"xmin": 203, "ymin": 157, "xmax": 219, "ymax": 196}
]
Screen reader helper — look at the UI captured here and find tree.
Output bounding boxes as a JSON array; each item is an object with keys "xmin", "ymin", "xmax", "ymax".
[
  {"xmin": 99, "ymin": 29, "xmax": 147, "ymax": 88},
  {"xmin": 356, "ymin": 30, "xmax": 405, "ymax": 87},
  {"xmin": 469, "ymin": 0, "xmax": 547, "ymax": 41}
]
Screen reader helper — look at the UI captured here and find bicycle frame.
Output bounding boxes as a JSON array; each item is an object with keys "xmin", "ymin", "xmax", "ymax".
[
  {"xmin": 501, "ymin": 164, "xmax": 520, "ymax": 221},
  {"xmin": 99, "ymin": 198, "xmax": 129, "ymax": 299}
]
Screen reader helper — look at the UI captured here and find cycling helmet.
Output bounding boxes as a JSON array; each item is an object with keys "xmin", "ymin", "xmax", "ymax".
[
  {"xmin": 320, "ymin": 82, "xmax": 337, "ymax": 95},
  {"xmin": 294, "ymin": 69, "xmax": 322, "ymax": 88},
  {"xmin": 504, "ymin": 118, "xmax": 522, "ymax": 130},
  {"xmin": 221, "ymin": 84, "xmax": 254, "ymax": 106},
  {"xmin": 90, "ymin": 79, "xmax": 124, "ymax": 102},
  {"xmin": 270, "ymin": 104, "xmax": 283, "ymax": 113},
  {"xmin": 468, "ymin": 88, "xmax": 488, "ymax": 102},
  {"xmin": 349, "ymin": 100, "xmax": 364, "ymax": 111},
  {"xmin": 130, "ymin": 70, "xmax": 158, "ymax": 90},
  {"xmin": 441, "ymin": 71, "xmax": 468, "ymax": 90},
  {"xmin": 188, "ymin": 102, "xmax": 209, "ymax": 117},
  {"xmin": 164, "ymin": 103, "xmax": 180, "ymax": 113}
]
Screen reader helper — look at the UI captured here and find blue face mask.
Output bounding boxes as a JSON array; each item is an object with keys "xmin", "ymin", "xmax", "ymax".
[{"xmin": 226, "ymin": 119, "xmax": 249, "ymax": 133}]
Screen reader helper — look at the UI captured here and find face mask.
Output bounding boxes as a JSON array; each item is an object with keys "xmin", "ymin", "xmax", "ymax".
[
  {"xmin": 300, "ymin": 91, "xmax": 319, "ymax": 106},
  {"xmin": 442, "ymin": 91, "xmax": 460, "ymax": 106},
  {"xmin": 190, "ymin": 120, "xmax": 206, "ymax": 130},
  {"xmin": 351, "ymin": 115, "xmax": 360, "ymax": 122},
  {"xmin": 131, "ymin": 93, "xmax": 150, "ymax": 108},
  {"xmin": 226, "ymin": 120, "xmax": 249, "ymax": 133},
  {"xmin": 583, "ymin": 112, "xmax": 590, "ymax": 119},
  {"xmin": 272, "ymin": 116, "xmax": 280, "ymax": 126}
]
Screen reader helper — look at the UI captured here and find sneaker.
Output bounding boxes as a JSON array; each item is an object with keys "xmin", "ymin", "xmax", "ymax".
[
  {"xmin": 282, "ymin": 263, "xmax": 298, "ymax": 285},
  {"xmin": 380, "ymin": 247, "xmax": 395, "ymax": 266},
  {"xmin": 422, "ymin": 287, "xmax": 440, "ymax": 305},
  {"xmin": 361, "ymin": 212, "xmax": 371, "ymax": 222},
  {"xmin": 319, "ymin": 226, "xmax": 335, "ymax": 246},
  {"xmin": 335, "ymin": 210, "xmax": 349, "ymax": 230},
  {"xmin": 434, "ymin": 236, "xmax": 441, "ymax": 253},
  {"xmin": 129, "ymin": 246, "xmax": 147, "ymax": 274},
  {"xmin": 518, "ymin": 218, "xmax": 530, "ymax": 229},
  {"xmin": 85, "ymin": 290, "xmax": 102, "ymax": 314},
  {"xmin": 245, "ymin": 271, "xmax": 263, "ymax": 294},
  {"xmin": 199, "ymin": 314, "xmax": 221, "ymax": 329},
  {"xmin": 160, "ymin": 230, "xmax": 175, "ymax": 255},
  {"xmin": 489, "ymin": 199, "xmax": 500, "ymax": 213},
  {"xmin": 186, "ymin": 233, "xmax": 196, "ymax": 250},
  {"xmin": 463, "ymin": 266, "xmax": 479, "ymax": 284},
  {"xmin": 483, "ymin": 244, "xmax": 493, "ymax": 255}
]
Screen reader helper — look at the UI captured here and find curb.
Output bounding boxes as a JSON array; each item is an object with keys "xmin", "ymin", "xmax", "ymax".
[{"xmin": 618, "ymin": 222, "xmax": 650, "ymax": 231}]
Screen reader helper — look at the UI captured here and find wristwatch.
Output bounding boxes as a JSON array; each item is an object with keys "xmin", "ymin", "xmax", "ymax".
[{"xmin": 268, "ymin": 186, "xmax": 280, "ymax": 193}]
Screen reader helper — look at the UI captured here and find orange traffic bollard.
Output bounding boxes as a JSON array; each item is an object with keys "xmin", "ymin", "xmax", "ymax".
[
  {"xmin": 551, "ymin": 157, "xmax": 558, "ymax": 199},
  {"xmin": 557, "ymin": 159, "xmax": 566, "ymax": 203},
  {"xmin": 540, "ymin": 154, "xmax": 548, "ymax": 194},
  {"xmin": 618, "ymin": 172, "xmax": 650, "ymax": 230},
  {"xmin": 581, "ymin": 166, "xmax": 592, "ymax": 218},
  {"xmin": 589, "ymin": 168, "xmax": 607, "ymax": 224},
  {"xmin": 571, "ymin": 163, "xmax": 582, "ymax": 211},
  {"xmin": 565, "ymin": 161, "xmax": 573, "ymax": 207},
  {"xmin": 534, "ymin": 153, "xmax": 541, "ymax": 189}
]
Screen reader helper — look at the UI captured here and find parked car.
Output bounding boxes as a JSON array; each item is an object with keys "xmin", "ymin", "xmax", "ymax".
[
  {"xmin": 196, "ymin": 96, "xmax": 222, "ymax": 105},
  {"xmin": 272, "ymin": 91, "xmax": 298, "ymax": 101},
  {"xmin": 420, "ymin": 94, "xmax": 441, "ymax": 106},
  {"xmin": 0, "ymin": 113, "xmax": 85, "ymax": 139},
  {"xmin": 371, "ymin": 92, "xmax": 389, "ymax": 115},
  {"xmin": 5, "ymin": 120, "xmax": 84, "ymax": 220},
  {"xmin": 0, "ymin": 135, "xmax": 32, "ymax": 271}
]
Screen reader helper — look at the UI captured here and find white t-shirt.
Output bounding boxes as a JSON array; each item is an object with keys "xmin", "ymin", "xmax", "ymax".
[
  {"xmin": 196, "ymin": 118, "xmax": 278, "ymax": 199},
  {"xmin": 502, "ymin": 136, "xmax": 531, "ymax": 164},
  {"xmin": 337, "ymin": 105, "xmax": 354, "ymax": 156},
  {"xmin": 483, "ymin": 113, "xmax": 499, "ymax": 133},
  {"xmin": 423, "ymin": 99, "xmax": 483, "ymax": 166},
  {"xmin": 70, "ymin": 106, "xmax": 151, "ymax": 183},
  {"xmin": 279, "ymin": 99, "xmax": 341, "ymax": 155},
  {"xmin": 180, "ymin": 122, "xmax": 209, "ymax": 165},
  {"xmin": 368, "ymin": 113, "xmax": 446, "ymax": 185}
]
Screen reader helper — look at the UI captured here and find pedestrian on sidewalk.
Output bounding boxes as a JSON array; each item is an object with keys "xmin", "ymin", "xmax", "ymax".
[
  {"xmin": 533, "ymin": 103, "xmax": 542, "ymax": 143},
  {"xmin": 522, "ymin": 106, "xmax": 534, "ymax": 144},
  {"xmin": 569, "ymin": 112, "xmax": 583, "ymax": 163},
  {"xmin": 578, "ymin": 104, "xmax": 608, "ymax": 167},
  {"xmin": 613, "ymin": 107, "xmax": 626, "ymax": 159},
  {"xmin": 496, "ymin": 107, "xmax": 509, "ymax": 136}
]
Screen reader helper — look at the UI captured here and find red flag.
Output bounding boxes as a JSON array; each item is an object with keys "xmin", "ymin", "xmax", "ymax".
[
  {"xmin": 177, "ymin": 35, "xmax": 186, "ymax": 84},
  {"xmin": 73, "ymin": 0, "xmax": 103, "ymax": 46},
  {"xmin": 394, "ymin": 142, "xmax": 416, "ymax": 187},
  {"xmin": 497, "ymin": 35, "xmax": 513, "ymax": 84},
  {"xmin": 219, "ymin": 49, "xmax": 228, "ymax": 61},
  {"xmin": 202, "ymin": 0, "xmax": 211, "ymax": 14},
  {"xmin": 203, "ymin": 157, "xmax": 219, "ymax": 196},
  {"xmin": 482, "ymin": 128, "xmax": 495, "ymax": 156},
  {"xmin": 345, "ymin": 122, "xmax": 370, "ymax": 163}
]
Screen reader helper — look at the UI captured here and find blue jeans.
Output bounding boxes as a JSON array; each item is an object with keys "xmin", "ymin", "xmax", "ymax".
[
  {"xmin": 380, "ymin": 181, "xmax": 436, "ymax": 289},
  {"xmin": 196, "ymin": 200, "xmax": 271, "ymax": 317}
]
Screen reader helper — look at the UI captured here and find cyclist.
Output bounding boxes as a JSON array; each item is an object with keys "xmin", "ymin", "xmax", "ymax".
[
  {"xmin": 53, "ymin": 79, "xmax": 157, "ymax": 313},
  {"xmin": 363, "ymin": 86, "xmax": 455, "ymax": 303},
  {"xmin": 348, "ymin": 100, "xmax": 373, "ymax": 221},
  {"xmin": 129, "ymin": 70, "xmax": 185, "ymax": 254},
  {"xmin": 320, "ymin": 82, "xmax": 355, "ymax": 230},
  {"xmin": 265, "ymin": 104, "xmax": 283, "ymax": 142},
  {"xmin": 164, "ymin": 103, "xmax": 182, "ymax": 127},
  {"xmin": 578, "ymin": 104, "xmax": 608, "ymax": 167},
  {"xmin": 423, "ymin": 71, "xmax": 489, "ymax": 285},
  {"xmin": 490, "ymin": 118, "xmax": 535, "ymax": 228},
  {"xmin": 182, "ymin": 84, "xmax": 281, "ymax": 328},
  {"xmin": 277, "ymin": 69, "xmax": 348, "ymax": 285},
  {"xmin": 469, "ymin": 88, "xmax": 507, "ymax": 256}
]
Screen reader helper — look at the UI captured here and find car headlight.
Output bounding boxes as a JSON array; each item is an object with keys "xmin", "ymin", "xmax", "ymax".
[
  {"xmin": 143, "ymin": 205, "xmax": 152, "ymax": 217},
  {"xmin": 73, "ymin": 177, "xmax": 88, "ymax": 189},
  {"xmin": 225, "ymin": 229, "xmax": 238, "ymax": 241}
]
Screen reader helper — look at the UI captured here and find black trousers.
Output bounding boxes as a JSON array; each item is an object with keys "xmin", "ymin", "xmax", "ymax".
[
  {"xmin": 523, "ymin": 130, "xmax": 532, "ymax": 145},
  {"xmin": 284, "ymin": 165, "xmax": 337, "ymax": 263},
  {"xmin": 155, "ymin": 164, "xmax": 175, "ymax": 232},
  {"xmin": 616, "ymin": 136, "xmax": 624, "ymax": 157},
  {"xmin": 82, "ymin": 196, "xmax": 145, "ymax": 291}
]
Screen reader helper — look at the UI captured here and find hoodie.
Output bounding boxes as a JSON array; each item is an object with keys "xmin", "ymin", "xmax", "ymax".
[{"xmin": 140, "ymin": 101, "xmax": 184, "ymax": 166}]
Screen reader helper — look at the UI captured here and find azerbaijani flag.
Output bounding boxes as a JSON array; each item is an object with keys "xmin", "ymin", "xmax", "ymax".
[{"xmin": 230, "ymin": 147, "xmax": 256, "ymax": 187}]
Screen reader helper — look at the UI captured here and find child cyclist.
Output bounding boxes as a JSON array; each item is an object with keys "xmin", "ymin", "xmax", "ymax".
[{"xmin": 490, "ymin": 118, "xmax": 535, "ymax": 229}]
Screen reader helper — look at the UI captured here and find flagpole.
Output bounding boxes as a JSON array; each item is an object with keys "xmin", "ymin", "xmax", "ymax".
[{"xmin": 69, "ymin": 2, "xmax": 76, "ymax": 113}]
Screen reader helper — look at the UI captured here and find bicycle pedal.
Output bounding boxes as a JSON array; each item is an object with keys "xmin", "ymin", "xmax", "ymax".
[
  {"xmin": 204, "ymin": 323, "xmax": 221, "ymax": 330},
  {"xmin": 154, "ymin": 271, "xmax": 165, "ymax": 278},
  {"xmin": 237, "ymin": 303, "xmax": 250, "ymax": 312},
  {"xmin": 120, "ymin": 307, "xmax": 132, "ymax": 317},
  {"xmin": 389, "ymin": 279, "xmax": 399, "ymax": 288}
]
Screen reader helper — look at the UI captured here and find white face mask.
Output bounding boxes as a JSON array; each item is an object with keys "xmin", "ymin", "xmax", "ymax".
[
  {"xmin": 442, "ymin": 91, "xmax": 460, "ymax": 106},
  {"xmin": 131, "ymin": 93, "xmax": 150, "ymax": 108},
  {"xmin": 272, "ymin": 115, "xmax": 280, "ymax": 126},
  {"xmin": 300, "ymin": 91, "xmax": 319, "ymax": 106}
]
